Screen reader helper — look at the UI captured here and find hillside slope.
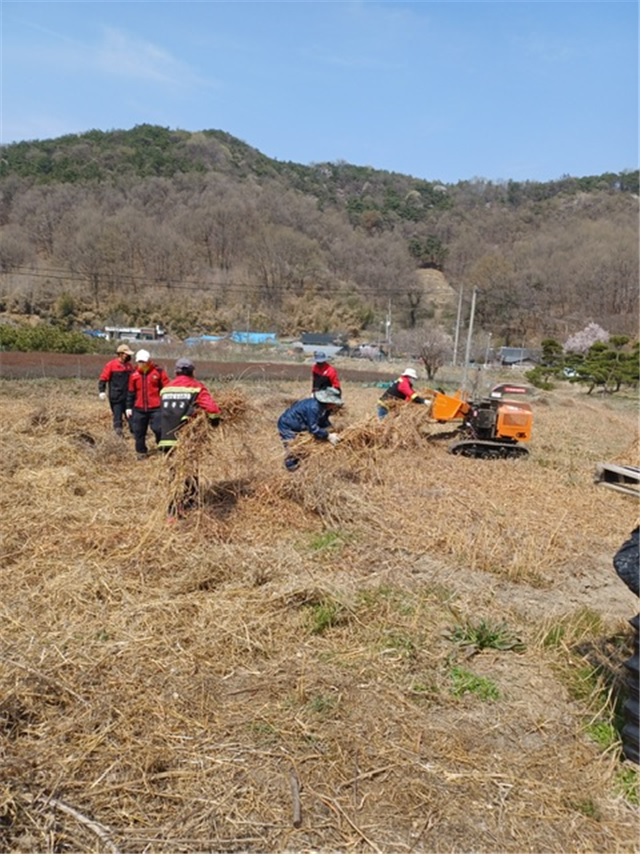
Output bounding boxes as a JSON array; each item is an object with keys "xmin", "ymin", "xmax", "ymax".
[{"xmin": 0, "ymin": 125, "xmax": 638, "ymax": 341}]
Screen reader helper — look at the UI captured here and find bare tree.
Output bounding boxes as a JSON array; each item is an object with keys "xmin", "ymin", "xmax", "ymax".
[
  {"xmin": 0, "ymin": 225, "xmax": 34, "ymax": 272},
  {"xmin": 467, "ymin": 254, "xmax": 525, "ymax": 345},
  {"xmin": 244, "ymin": 224, "xmax": 322, "ymax": 308},
  {"xmin": 394, "ymin": 324, "xmax": 453, "ymax": 380},
  {"xmin": 177, "ymin": 190, "xmax": 255, "ymax": 272},
  {"xmin": 13, "ymin": 184, "xmax": 80, "ymax": 257}
]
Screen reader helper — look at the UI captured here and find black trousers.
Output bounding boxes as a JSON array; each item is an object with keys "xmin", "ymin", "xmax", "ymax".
[
  {"xmin": 109, "ymin": 399, "xmax": 132, "ymax": 435},
  {"xmin": 131, "ymin": 408, "xmax": 161, "ymax": 454}
]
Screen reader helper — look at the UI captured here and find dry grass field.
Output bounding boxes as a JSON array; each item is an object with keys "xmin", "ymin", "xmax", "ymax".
[{"xmin": 0, "ymin": 371, "xmax": 639, "ymax": 854}]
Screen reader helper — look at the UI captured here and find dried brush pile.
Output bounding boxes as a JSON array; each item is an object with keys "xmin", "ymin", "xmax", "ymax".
[
  {"xmin": 215, "ymin": 386, "xmax": 253, "ymax": 425},
  {"xmin": 0, "ymin": 378, "xmax": 639, "ymax": 854}
]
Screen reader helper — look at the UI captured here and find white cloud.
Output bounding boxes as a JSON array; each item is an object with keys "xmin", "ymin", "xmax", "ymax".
[
  {"xmin": 10, "ymin": 18, "xmax": 215, "ymax": 90},
  {"xmin": 95, "ymin": 26, "xmax": 209, "ymax": 88}
]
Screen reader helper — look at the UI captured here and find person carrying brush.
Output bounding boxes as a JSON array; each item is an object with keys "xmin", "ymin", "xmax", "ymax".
[
  {"xmin": 159, "ymin": 357, "xmax": 221, "ymax": 521},
  {"xmin": 277, "ymin": 387, "xmax": 343, "ymax": 471},
  {"xmin": 377, "ymin": 367, "xmax": 429, "ymax": 419},
  {"xmin": 159, "ymin": 357, "xmax": 221, "ymax": 452}
]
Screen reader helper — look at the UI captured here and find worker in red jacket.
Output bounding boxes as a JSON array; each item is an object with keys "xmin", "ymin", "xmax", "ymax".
[
  {"xmin": 159, "ymin": 357, "xmax": 221, "ymax": 451},
  {"xmin": 311, "ymin": 351, "xmax": 342, "ymax": 395},
  {"xmin": 98, "ymin": 343, "xmax": 134, "ymax": 435},
  {"xmin": 125, "ymin": 349, "xmax": 170, "ymax": 459},
  {"xmin": 377, "ymin": 367, "xmax": 429, "ymax": 419},
  {"xmin": 159, "ymin": 357, "xmax": 222, "ymax": 520}
]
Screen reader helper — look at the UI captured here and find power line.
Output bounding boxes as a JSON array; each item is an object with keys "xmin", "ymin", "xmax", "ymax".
[{"xmin": 0, "ymin": 265, "xmax": 437, "ymax": 299}]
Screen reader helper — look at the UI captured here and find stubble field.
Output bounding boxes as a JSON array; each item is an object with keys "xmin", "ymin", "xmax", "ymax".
[{"xmin": 0, "ymin": 366, "xmax": 639, "ymax": 854}]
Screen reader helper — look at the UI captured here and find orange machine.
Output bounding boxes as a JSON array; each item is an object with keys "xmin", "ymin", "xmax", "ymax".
[{"xmin": 426, "ymin": 387, "xmax": 533, "ymax": 458}]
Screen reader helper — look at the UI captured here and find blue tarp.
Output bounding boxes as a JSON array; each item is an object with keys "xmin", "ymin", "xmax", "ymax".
[
  {"xmin": 184, "ymin": 334, "xmax": 224, "ymax": 346},
  {"xmin": 230, "ymin": 331, "xmax": 278, "ymax": 345}
]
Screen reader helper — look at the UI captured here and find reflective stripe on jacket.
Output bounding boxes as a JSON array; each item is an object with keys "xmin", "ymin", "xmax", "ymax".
[{"xmin": 159, "ymin": 375, "xmax": 221, "ymax": 448}]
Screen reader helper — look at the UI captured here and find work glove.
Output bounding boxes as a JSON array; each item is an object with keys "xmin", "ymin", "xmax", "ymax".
[
  {"xmin": 98, "ymin": 392, "xmax": 107, "ymax": 401},
  {"xmin": 125, "ymin": 409, "xmax": 133, "ymax": 419},
  {"xmin": 328, "ymin": 432, "xmax": 340, "ymax": 446}
]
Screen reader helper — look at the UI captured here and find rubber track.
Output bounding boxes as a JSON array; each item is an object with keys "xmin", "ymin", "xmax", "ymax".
[{"xmin": 448, "ymin": 440, "xmax": 529, "ymax": 459}]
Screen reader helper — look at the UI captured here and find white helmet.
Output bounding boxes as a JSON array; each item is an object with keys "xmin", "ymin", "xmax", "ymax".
[
  {"xmin": 135, "ymin": 349, "xmax": 150, "ymax": 363},
  {"xmin": 402, "ymin": 367, "xmax": 418, "ymax": 380}
]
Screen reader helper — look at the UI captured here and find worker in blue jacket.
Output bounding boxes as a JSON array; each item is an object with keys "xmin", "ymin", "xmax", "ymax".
[{"xmin": 277, "ymin": 387, "xmax": 343, "ymax": 470}]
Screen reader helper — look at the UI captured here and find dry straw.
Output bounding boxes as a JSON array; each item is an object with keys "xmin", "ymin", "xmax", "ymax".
[{"xmin": 0, "ymin": 378, "xmax": 639, "ymax": 853}]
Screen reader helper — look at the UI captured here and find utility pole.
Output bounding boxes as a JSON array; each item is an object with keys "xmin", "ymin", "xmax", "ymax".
[
  {"xmin": 461, "ymin": 286, "xmax": 477, "ymax": 394},
  {"xmin": 385, "ymin": 298, "xmax": 392, "ymax": 360},
  {"xmin": 452, "ymin": 285, "xmax": 463, "ymax": 366},
  {"xmin": 484, "ymin": 331, "xmax": 492, "ymax": 366}
]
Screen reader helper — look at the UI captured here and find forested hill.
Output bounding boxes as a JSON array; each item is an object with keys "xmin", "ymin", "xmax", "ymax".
[
  {"xmin": 1, "ymin": 124, "xmax": 638, "ymax": 212},
  {"xmin": 0, "ymin": 124, "xmax": 638, "ymax": 344}
]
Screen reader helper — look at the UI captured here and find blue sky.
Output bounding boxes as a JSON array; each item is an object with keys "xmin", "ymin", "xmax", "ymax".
[{"xmin": 1, "ymin": 1, "xmax": 639, "ymax": 184}]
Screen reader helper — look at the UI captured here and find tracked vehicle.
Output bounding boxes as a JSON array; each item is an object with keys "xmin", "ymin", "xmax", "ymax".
[{"xmin": 427, "ymin": 383, "xmax": 533, "ymax": 459}]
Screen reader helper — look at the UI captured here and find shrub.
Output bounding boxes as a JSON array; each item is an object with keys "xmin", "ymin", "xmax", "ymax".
[
  {"xmin": 449, "ymin": 618, "xmax": 525, "ymax": 653},
  {"xmin": 0, "ymin": 323, "xmax": 98, "ymax": 353}
]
